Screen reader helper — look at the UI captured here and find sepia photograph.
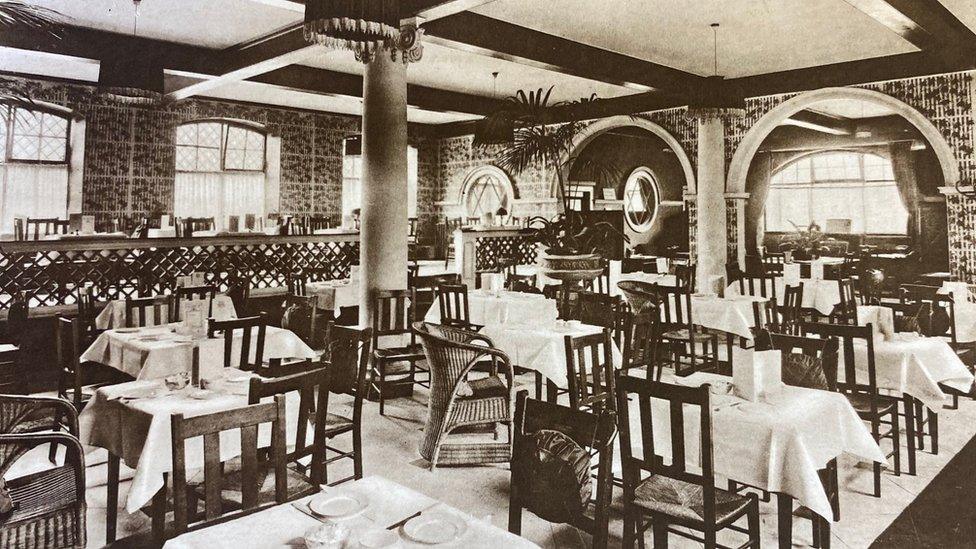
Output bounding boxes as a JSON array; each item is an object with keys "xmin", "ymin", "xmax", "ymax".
[{"xmin": 0, "ymin": 0, "xmax": 973, "ymax": 547}]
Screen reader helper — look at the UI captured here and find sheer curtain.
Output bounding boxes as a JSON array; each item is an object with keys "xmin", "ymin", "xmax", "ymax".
[
  {"xmin": 174, "ymin": 171, "xmax": 265, "ymax": 229},
  {"xmin": 0, "ymin": 163, "xmax": 69, "ymax": 233},
  {"xmin": 888, "ymin": 141, "xmax": 921, "ymax": 239}
]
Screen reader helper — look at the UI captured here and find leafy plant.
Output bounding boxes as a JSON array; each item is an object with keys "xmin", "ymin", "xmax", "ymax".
[
  {"xmin": 0, "ymin": 1, "xmax": 64, "ymax": 105},
  {"xmin": 475, "ymin": 87, "xmax": 627, "ymax": 255}
]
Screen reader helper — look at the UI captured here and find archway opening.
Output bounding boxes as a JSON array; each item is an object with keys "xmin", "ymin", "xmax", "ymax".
[{"xmin": 738, "ymin": 93, "xmax": 951, "ymax": 283}]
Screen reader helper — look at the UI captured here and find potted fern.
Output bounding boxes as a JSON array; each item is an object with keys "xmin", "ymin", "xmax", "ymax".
[{"xmin": 474, "ymin": 88, "xmax": 625, "ymax": 283}]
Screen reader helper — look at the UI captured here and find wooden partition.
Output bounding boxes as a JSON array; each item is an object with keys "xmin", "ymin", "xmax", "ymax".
[
  {"xmin": 0, "ymin": 232, "xmax": 359, "ymax": 312},
  {"xmin": 454, "ymin": 227, "xmax": 538, "ymax": 287}
]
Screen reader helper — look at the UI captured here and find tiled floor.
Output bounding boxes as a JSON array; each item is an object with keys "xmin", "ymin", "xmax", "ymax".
[{"xmin": 13, "ymin": 375, "xmax": 976, "ymax": 548}]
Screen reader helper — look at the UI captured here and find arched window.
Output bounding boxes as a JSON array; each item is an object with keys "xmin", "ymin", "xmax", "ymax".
[
  {"xmin": 623, "ymin": 167, "xmax": 660, "ymax": 233},
  {"xmin": 764, "ymin": 150, "xmax": 908, "ymax": 235},
  {"xmin": 0, "ymin": 103, "xmax": 71, "ymax": 233},
  {"xmin": 174, "ymin": 120, "xmax": 267, "ymax": 227},
  {"xmin": 462, "ymin": 166, "xmax": 513, "ymax": 218}
]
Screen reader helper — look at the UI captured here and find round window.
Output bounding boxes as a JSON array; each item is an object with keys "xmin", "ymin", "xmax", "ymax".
[{"xmin": 623, "ymin": 168, "xmax": 660, "ymax": 233}]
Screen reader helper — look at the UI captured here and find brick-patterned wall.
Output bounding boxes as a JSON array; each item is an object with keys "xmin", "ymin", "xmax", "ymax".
[{"xmin": 0, "ymin": 74, "xmax": 359, "ymax": 228}]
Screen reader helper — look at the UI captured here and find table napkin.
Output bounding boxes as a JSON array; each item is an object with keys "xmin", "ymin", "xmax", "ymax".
[
  {"xmin": 783, "ymin": 263, "xmax": 801, "ymax": 286},
  {"xmin": 857, "ymin": 305, "xmax": 894, "ymax": 341},
  {"xmin": 810, "ymin": 259, "xmax": 825, "ymax": 280},
  {"xmin": 733, "ymin": 349, "xmax": 782, "ymax": 402}
]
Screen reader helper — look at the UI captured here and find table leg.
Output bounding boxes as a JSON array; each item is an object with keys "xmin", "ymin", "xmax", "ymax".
[
  {"xmin": 106, "ymin": 453, "xmax": 120, "ymax": 543},
  {"xmin": 152, "ymin": 473, "xmax": 168, "ymax": 544},
  {"xmin": 777, "ymin": 493, "xmax": 792, "ymax": 549},
  {"xmin": 903, "ymin": 394, "xmax": 917, "ymax": 475}
]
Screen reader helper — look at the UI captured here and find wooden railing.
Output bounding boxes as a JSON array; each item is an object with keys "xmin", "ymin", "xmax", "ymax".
[{"xmin": 0, "ymin": 232, "xmax": 359, "ymax": 311}]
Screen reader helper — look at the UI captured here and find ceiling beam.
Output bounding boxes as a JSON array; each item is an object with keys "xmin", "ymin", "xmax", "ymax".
[
  {"xmin": 842, "ymin": 0, "xmax": 976, "ymax": 56},
  {"xmin": 165, "ymin": 24, "xmax": 318, "ymax": 102},
  {"xmin": 782, "ymin": 110, "xmax": 854, "ymax": 135},
  {"xmin": 403, "ymin": 0, "xmax": 497, "ymax": 21},
  {"xmin": 421, "ymin": 12, "xmax": 704, "ymax": 93}
]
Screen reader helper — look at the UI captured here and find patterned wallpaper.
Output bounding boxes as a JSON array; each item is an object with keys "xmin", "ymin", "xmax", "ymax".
[{"xmin": 0, "ymin": 74, "xmax": 360, "ymax": 228}]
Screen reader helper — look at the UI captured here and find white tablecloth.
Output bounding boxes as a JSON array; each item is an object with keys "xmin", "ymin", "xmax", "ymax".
[
  {"xmin": 691, "ymin": 294, "xmax": 765, "ymax": 340},
  {"xmin": 424, "ymin": 290, "xmax": 558, "ymax": 326},
  {"xmin": 615, "ymin": 272, "xmax": 678, "ymax": 296},
  {"xmin": 305, "ymin": 279, "xmax": 359, "ymax": 311},
  {"xmin": 725, "ymin": 278, "xmax": 840, "ymax": 316},
  {"xmin": 95, "ymin": 295, "xmax": 237, "ymax": 329},
  {"xmin": 79, "ymin": 374, "xmax": 301, "ymax": 513},
  {"xmin": 163, "ymin": 475, "xmax": 537, "ymax": 548},
  {"xmin": 851, "ymin": 333, "xmax": 975, "ymax": 409},
  {"xmin": 641, "ymin": 359, "xmax": 885, "ymax": 521},
  {"xmin": 479, "ymin": 321, "xmax": 623, "ymax": 389},
  {"xmin": 939, "ymin": 282, "xmax": 976, "ymax": 343},
  {"xmin": 81, "ymin": 324, "xmax": 316, "ymax": 380}
]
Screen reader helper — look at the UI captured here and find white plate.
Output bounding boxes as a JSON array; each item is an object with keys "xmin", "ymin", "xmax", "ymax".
[
  {"xmin": 114, "ymin": 328, "xmax": 139, "ymax": 334},
  {"xmin": 187, "ymin": 389, "xmax": 215, "ymax": 400},
  {"xmin": 225, "ymin": 373, "xmax": 252, "ymax": 383},
  {"xmin": 403, "ymin": 511, "xmax": 468, "ymax": 545},
  {"xmin": 308, "ymin": 493, "xmax": 368, "ymax": 519},
  {"xmin": 116, "ymin": 387, "xmax": 165, "ymax": 400}
]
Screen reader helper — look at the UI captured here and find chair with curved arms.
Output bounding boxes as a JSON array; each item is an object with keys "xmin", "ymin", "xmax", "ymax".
[
  {"xmin": 413, "ymin": 322, "xmax": 514, "ymax": 470},
  {"xmin": 0, "ymin": 396, "xmax": 86, "ymax": 549}
]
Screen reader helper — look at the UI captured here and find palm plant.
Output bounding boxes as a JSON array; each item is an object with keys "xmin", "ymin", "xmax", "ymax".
[{"xmin": 474, "ymin": 87, "xmax": 625, "ymax": 255}]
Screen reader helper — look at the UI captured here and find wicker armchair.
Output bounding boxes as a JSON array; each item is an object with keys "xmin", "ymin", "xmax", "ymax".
[
  {"xmin": 0, "ymin": 396, "xmax": 86, "ymax": 548},
  {"xmin": 413, "ymin": 322, "xmax": 514, "ymax": 470}
]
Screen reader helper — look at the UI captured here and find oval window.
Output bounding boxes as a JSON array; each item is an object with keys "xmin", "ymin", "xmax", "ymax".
[{"xmin": 623, "ymin": 167, "xmax": 660, "ymax": 233}]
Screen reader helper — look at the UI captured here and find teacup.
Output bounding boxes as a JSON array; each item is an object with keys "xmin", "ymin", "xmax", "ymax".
[{"xmin": 163, "ymin": 372, "xmax": 190, "ymax": 391}]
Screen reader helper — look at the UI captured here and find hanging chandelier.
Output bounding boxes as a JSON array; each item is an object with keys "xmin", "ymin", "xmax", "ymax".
[
  {"xmin": 303, "ymin": 0, "xmax": 401, "ymax": 63},
  {"xmin": 98, "ymin": 0, "xmax": 162, "ymax": 105},
  {"xmin": 686, "ymin": 23, "xmax": 745, "ymax": 120}
]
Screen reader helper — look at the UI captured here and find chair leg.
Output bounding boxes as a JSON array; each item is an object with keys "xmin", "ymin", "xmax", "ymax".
[
  {"xmin": 747, "ymin": 500, "xmax": 761, "ymax": 547},
  {"xmin": 353, "ymin": 427, "xmax": 363, "ymax": 480},
  {"xmin": 891, "ymin": 408, "xmax": 901, "ymax": 477},
  {"xmin": 929, "ymin": 408, "xmax": 938, "ymax": 454},
  {"xmin": 378, "ymin": 362, "xmax": 386, "ymax": 416},
  {"xmin": 914, "ymin": 400, "xmax": 925, "ymax": 451},
  {"xmin": 904, "ymin": 395, "xmax": 917, "ymax": 475},
  {"xmin": 651, "ymin": 517, "xmax": 668, "ymax": 548},
  {"xmin": 106, "ymin": 453, "xmax": 119, "ymax": 543}
]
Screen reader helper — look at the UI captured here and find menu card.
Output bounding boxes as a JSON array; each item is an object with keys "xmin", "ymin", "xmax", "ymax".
[
  {"xmin": 810, "ymin": 259, "xmax": 825, "ymax": 280},
  {"xmin": 176, "ymin": 275, "xmax": 191, "ymax": 288},
  {"xmin": 349, "ymin": 265, "xmax": 361, "ymax": 281},
  {"xmin": 190, "ymin": 272, "xmax": 206, "ymax": 287},
  {"xmin": 211, "ymin": 296, "xmax": 234, "ymax": 321},
  {"xmin": 81, "ymin": 215, "xmax": 95, "ymax": 235},
  {"xmin": 783, "ymin": 250, "xmax": 793, "ymax": 263},
  {"xmin": 176, "ymin": 299, "xmax": 209, "ymax": 338},
  {"xmin": 656, "ymin": 257, "xmax": 669, "ymax": 274},
  {"xmin": 608, "ymin": 260, "xmax": 622, "ymax": 283},
  {"xmin": 783, "ymin": 263, "xmax": 801, "ymax": 285},
  {"xmin": 160, "ymin": 215, "xmax": 171, "ymax": 228},
  {"xmin": 733, "ymin": 349, "xmax": 782, "ymax": 402}
]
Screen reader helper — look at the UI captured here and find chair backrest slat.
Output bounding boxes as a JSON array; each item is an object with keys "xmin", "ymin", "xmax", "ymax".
[
  {"xmin": 208, "ymin": 314, "xmax": 267, "ymax": 370},
  {"xmin": 436, "ymin": 283, "xmax": 471, "ymax": 328},
  {"xmin": 563, "ymin": 330, "xmax": 615, "ymax": 412},
  {"xmin": 125, "ymin": 295, "xmax": 174, "ymax": 328}
]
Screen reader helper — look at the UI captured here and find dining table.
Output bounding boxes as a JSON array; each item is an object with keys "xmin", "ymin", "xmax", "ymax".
[
  {"xmin": 423, "ymin": 289, "xmax": 558, "ymax": 326},
  {"xmin": 725, "ymin": 277, "xmax": 841, "ymax": 317},
  {"xmin": 305, "ymin": 278, "xmax": 360, "ymax": 312},
  {"xmin": 79, "ymin": 371, "xmax": 303, "ymax": 515},
  {"xmin": 80, "ymin": 323, "xmax": 317, "ymax": 380},
  {"xmin": 162, "ymin": 475, "xmax": 538, "ymax": 548},
  {"xmin": 95, "ymin": 295, "xmax": 238, "ymax": 329},
  {"xmin": 631, "ymin": 348, "xmax": 886, "ymax": 548}
]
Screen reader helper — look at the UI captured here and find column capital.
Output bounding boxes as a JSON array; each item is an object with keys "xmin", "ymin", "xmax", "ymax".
[{"xmin": 353, "ymin": 21, "xmax": 425, "ymax": 64}]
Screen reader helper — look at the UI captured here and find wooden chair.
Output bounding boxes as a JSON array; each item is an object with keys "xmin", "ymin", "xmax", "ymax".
[
  {"xmin": 0, "ymin": 294, "xmax": 28, "ymax": 394},
  {"xmin": 781, "ymin": 284, "xmax": 804, "ymax": 334},
  {"xmin": 615, "ymin": 375, "xmax": 760, "ymax": 549},
  {"xmin": 225, "ymin": 270, "xmax": 251, "ymax": 316},
  {"xmin": 170, "ymin": 395, "xmax": 287, "ymax": 535},
  {"xmin": 735, "ymin": 272, "xmax": 777, "ymax": 303},
  {"xmin": 505, "ymin": 273, "xmax": 540, "ymax": 293},
  {"xmin": 318, "ymin": 324, "xmax": 372, "ymax": 484},
  {"xmin": 803, "ymin": 321, "xmax": 900, "ymax": 497},
  {"xmin": 0, "ymin": 430, "xmax": 87, "ymax": 548},
  {"xmin": 173, "ymin": 285, "xmax": 216, "ymax": 321},
  {"xmin": 656, "ymin": 284, "xmax": 720, "ymax": 376},
  {"xmin": 285, "ymin": 269, "xmax": 308, "ymax": 297},
  {"xmin": 75, "ymin": 285, "xmax": 100, "ymax": 335},
  {"xmin": 589, "ymin": 261, "xmax": 612, "ymax": 295},
  {"xmin": 207, "ymin": 314, "xmax": 268, "ymax": 371},
  {"xmin": 435, "ymin": 283, "xmax": 481, "ymax": 330},
  {"xmin": 564, "ymin": 330, "xmax": 615, "ymax": 413},
  {"xmin": 621, "ymin": 307, "xmax": 662, "ymax": 379},
  {"xmin": 509, "ymin": 391, "xmax": 616, "ymax": 549},
  {"xmin": 124, "ymin": 295, "xmax": 174, "ymax": 328},
  {"xmin": 831, "ymin": 278, "xmax": 858, "ymax": 324},
  {"xmin": 751, "ymin": 299, "xmax": 781, "ymax": 336},
  {"xmin": 544, "ymin": 284, "xmax": 584, "ymax": 320},
  {"xmin": 247, "ymin": 366, "xmax": 329, "ymax": 498},
  {"xmin": 25, "ymin": 217, "xmax": 69, "ymax": 240},
  {"xmin": 370, "ymin": 289, "xmax": 427, "ymax": 416},
  {"xmin": 414, "ymin": 322, "xmax": 513, "ymax": 469},
  {"xmin": 674, "ymin": 263, "xmax": 696, "ymax": 290},
  {"xmin": 280, "ymin": 295, "xmax": 320, "ymax": 350},
  {"xmin": 56, "ymin": 316, "xmax": 106, "ymax": 411}
]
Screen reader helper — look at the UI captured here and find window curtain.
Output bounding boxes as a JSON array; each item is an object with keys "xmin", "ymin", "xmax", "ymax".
[
  {"xmin": 0, "ymin": 163, "xmax": 69, "ymax": 233},
  {"xmin": 888, "ymin": 141, "xmax": 921, "ymax": 240},
  {"xmin": 174, "ymin": 171, "xmax": 265, "ymax": 229}
]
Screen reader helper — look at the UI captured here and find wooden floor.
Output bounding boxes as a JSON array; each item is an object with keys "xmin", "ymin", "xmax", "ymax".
[{"xmin": 10, "ymin": 372, "xmax": 976, "ymax": 548}]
